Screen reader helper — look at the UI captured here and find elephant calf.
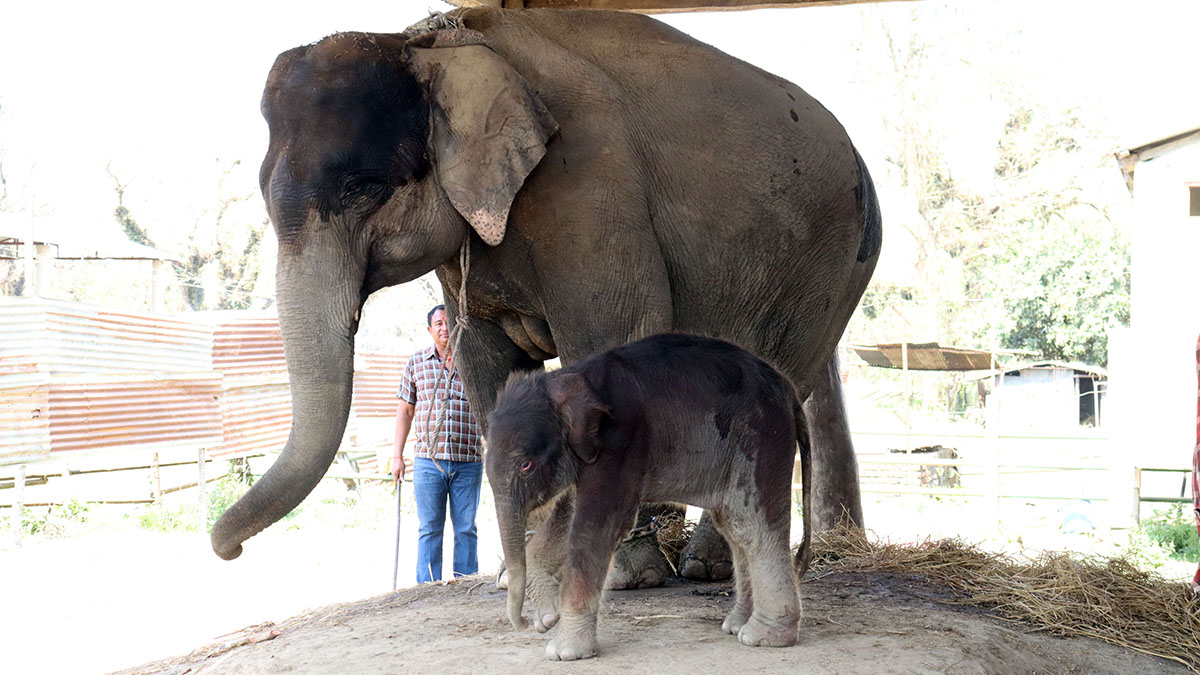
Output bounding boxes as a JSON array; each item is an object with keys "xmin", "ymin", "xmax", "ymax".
[{"xmin": 486, "ymin": 333, "xmax": 813, "ymax": 661}]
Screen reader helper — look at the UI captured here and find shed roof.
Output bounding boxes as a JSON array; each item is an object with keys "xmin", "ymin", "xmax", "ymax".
[
  {"xmin": 848, "ymin": 343, "xmax": 1026, "ymax": 372},
  {"xmin": 1114, "ymin": 126, "xmax": 1200, "ymax": 194},
  {"xmin": 967, "ymin": 360, "xmax": 1109, "ymax": 381}
]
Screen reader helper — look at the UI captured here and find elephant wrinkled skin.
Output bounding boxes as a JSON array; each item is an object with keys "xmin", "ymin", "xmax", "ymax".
[
  {"xmin": 486, "ymin": 334, "xmax": 813, "ymax": 660},
  {"xmin": 209, "ymin": 7, "xmax": 880, "ymax": 574}
]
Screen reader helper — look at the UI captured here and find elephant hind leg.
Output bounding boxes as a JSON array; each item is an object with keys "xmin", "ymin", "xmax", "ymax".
[
  {"xmin": 709, "ymin": 509, "xmax": 753, "ymax": 635},
  {"xmin": 604, "ymin": 503, "xmax": 677, "ymax": 590},
  {"xmin": 716, "ymin": 505, "xmax": 800, "ymax": 648}
]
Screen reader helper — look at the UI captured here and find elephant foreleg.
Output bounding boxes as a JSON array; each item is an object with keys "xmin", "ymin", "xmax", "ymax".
[
  {"xmin": 526, "ymin": 491, "xmax": 574, "ymax": 632},
  {"xmin": 548, "ymin": 492, "xmax": 638, "ymax": 661}
]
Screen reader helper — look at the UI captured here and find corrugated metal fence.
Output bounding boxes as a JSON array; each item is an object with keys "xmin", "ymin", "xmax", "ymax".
[{"xmin": 0, "ymin": 297, "xmax": 410, "ymax": 471}]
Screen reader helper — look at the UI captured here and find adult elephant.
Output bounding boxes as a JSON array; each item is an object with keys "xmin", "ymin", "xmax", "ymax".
[{"xmin": 210, "ymin": 7, "xmax": 880, "ymax": 585}]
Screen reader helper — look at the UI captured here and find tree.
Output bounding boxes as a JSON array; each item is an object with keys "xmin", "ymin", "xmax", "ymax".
[
  {"xmin": 848, "ymin": 8, "xmax": 1129, "ymax": 368},
  {"xmin": 107, "ymin": 164, "xmax": 154, "ymax": 248},
  {"xmin": 109, "ymin": 160, "xmax": 270, "ymax": 311}
]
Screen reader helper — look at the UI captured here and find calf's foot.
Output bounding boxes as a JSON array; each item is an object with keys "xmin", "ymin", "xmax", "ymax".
[
  {"xmin": 545, "ymin": 614, "xmax": 599, "ymax": 661},
  {"xmin": 737, "ymin": 613, "xmax": 799, "ymax": 648},
  {"xmin": 721, "ymin": 603, "xmax": 752, "ymax": 634}
]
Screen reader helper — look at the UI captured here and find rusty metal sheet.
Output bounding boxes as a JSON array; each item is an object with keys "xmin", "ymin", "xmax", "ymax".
[
  {"xmin": 0, "ymin": 297, "xmax": 213, "ymax": 375},
  {"xmin": 43, "ymin": 303, "xmax": 212, "ymax": 373},
  {"xmin": 0, "ymin": 298, "xmax": 51, "ymax": 390},
  {"xmin": 211, "ymin": 317, "xmax": 287, "ymax": 381},
  {"xmin": 47, "ymin": 373, "xmax": 223, "ymax": 454},
  {"xmin": 214, "ymin": 380, "xmax": 292, "ymax": 459},
  {"xmin": 0, "ymin": 380, "xmax": 51, "ymax": 465},
  {"xmin": 354, "ymin": 353, "xmax": 410, "ymax": 418}
]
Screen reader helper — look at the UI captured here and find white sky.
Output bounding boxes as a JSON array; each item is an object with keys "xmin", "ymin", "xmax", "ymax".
[{"xmin": 0, "ymin": 0, "xmax": 1196, "ymax": 255}]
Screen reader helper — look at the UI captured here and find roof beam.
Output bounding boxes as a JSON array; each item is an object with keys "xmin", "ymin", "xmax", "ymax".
[{"xmin": 446, "ymin": 0, "xmax": 914, "ymax": 13}]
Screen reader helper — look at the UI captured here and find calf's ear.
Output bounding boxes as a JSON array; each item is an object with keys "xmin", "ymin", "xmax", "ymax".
[{"xmin": 548, "ymin": 372, "xmax": 610, "ymax": 465}]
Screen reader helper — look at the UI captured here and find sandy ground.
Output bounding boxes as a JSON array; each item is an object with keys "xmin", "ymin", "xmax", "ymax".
[
  {"xmin": 1, "ymin": 479, "xmax": 505, "ymax": 675},
  {"xmin": 118, "ymin": 570, "xmax": 1188, "ymax": 675},
  {"xmin": 3, "ymin": 480, "xmax": 1193, "ymax": 675}
]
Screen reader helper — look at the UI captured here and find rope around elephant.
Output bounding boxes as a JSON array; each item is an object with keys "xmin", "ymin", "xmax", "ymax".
[{"xmin": 420, "ymin": 239, "xmax": 473, "ymax": 475}]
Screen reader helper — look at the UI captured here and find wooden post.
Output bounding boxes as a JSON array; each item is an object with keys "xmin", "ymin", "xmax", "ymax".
[
  {"xmin": 152, "ymin": 452, "xmax": 163, "ymax": 511},
  {"xmin": 1131, "ymin": 466, "xmax": 1142, "ymax": 526},
  {"xmin": 197, "ymin": 448, "xmax": 208, "ymax": 529},
  {"xmin": 902, "ymin": 341, "xmax": 911, "ymax": 452},
  {"xmin": 151, "ymin": 259, "xmax": 167, "ymax": 312},
  {"xmin": 22, "ymin": 219, "xmax": 35, "ymax": 297},
  {"xmin": 984, "ymin": 366, "xmax": 1002, "ymax": 535},
  {"xmin": 13, "ymin": 465, "xmax": 26, "ymax": 547}
]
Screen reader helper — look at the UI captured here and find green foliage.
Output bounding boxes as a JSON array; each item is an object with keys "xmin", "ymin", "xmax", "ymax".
[
  {"xmin": 1117, "ymin": 527, "xmax": 1175, "ymax": 572},
  {"xmin": 138, "ymin": 504, "xmax": 201, "ymax": 533},
  {"xmin": 1141, "ymin": 508, "xmax": 1200, "ymax": 561},
  {"xmin": 12, "ymin": 499, "xmax": 92, "ymax": 537},
  {"xmin": 205, "ymin": 471, "xmax": 252, "ymax": 530},
  {"xmin": 848, "ymin": 14, "xmax": 1131, "ymax": 373}
]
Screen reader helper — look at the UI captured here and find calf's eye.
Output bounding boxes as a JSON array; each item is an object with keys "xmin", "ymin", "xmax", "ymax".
[{"xmin": 519, "ymin": 460, "xmax": 533, "ymax": 474}]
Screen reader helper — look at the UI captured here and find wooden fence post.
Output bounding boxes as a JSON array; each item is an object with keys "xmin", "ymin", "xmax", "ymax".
[
  {"xmin": 152, "ymin": 452, "xmax": 163, "ymax": 511},
  {"xmin": 197, "ymin": 448, "xmax": 208, "ymax": 530},
  {"xmin": 1131, "ymin": 466, "xmax": 1142, "ymax": 526},
  {"xmin": 13, "ymin": 465, "xmax": 26, "ymax": 547},
  {"xmin": 984, "ymin": 371, "xmax": 1002, "ymax": 535}
]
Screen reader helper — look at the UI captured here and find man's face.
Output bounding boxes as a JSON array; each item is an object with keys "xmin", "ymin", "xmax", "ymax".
[{"xmin": 428, "ymin": 309, "xmax": 449, "ymax": 353}]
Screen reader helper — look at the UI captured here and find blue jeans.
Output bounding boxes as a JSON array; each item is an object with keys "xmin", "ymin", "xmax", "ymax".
[{"xmin": 413, "ymin": 457, "xmax": 483, "ymax": 583}]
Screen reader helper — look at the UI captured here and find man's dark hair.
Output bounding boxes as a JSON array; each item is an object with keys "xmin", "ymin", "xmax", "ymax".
[{"xmin": 427, "ymin": 305, "xmax": 445, "ymax": 326}]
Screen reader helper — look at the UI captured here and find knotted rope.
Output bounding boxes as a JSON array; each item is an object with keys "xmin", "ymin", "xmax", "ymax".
[{"xmin": 421, "ymin": 239, "xmax": 473, "ymax": 474}]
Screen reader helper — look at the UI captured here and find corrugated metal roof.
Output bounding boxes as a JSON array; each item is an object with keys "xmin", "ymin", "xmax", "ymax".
[
  {"xmin": 849, "ymin": 343, "xmax": 1001, "ymax": 371},
  {"xmin": 967, "ymin": 360, "xmax": 1109, "ymax": 382},
  {"xmin": 47, "ymin": 373, "xmax": 223, "ymax": 453}
]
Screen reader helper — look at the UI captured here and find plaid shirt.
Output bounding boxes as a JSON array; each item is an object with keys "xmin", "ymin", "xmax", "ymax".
[{"xmin": 397, "ymin": 346, "xmax": 483, "ymax": 462}]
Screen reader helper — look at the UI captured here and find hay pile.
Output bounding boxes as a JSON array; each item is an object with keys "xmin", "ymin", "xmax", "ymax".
[
  {"xmin": 654, "ymin": 510, "xmax": 693, "ymax": 575},
  {"xmin": 808, "ymin": 525, "xmax": 1200, "ymax": 670}
]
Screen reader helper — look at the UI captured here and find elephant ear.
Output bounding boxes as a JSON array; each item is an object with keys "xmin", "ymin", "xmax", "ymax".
[
  {"xmin": 548, "ymin": 372, "xmax": 610, "ymax": 465},
  {"xmin": 404, "ymin": 29, "xmax": 559, "ymax": 246}
]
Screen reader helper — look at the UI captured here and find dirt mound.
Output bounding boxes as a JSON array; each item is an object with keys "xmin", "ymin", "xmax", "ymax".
[{"xmin": 120, "ymin": 571, "xmax": 1186, "ymax": 674}]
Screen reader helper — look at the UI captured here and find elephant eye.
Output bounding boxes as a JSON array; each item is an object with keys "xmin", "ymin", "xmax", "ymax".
[
  {"xmin": 339, "ymin": 176, "xmax": 383, "ymax": 205},
  {"xmin": 519, "ymin": 460, "xmax": 533, "ymax": 474}
]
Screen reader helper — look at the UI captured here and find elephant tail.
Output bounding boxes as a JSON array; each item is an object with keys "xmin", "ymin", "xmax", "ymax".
[{"xmin": 793, "ymin": 397, "xmax": 814, "ymax": 579}]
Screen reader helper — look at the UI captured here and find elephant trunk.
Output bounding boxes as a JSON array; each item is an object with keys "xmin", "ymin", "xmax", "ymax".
[
  {"xmin": 210, "ymin": 221, "xmax": 364, "ymax": 560},
  {"xmin": 496, "ymin": 499, "xmax": 529, "ymax": 629}
]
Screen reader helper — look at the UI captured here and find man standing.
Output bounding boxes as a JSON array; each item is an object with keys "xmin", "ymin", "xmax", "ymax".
[{"xmin": 393, "ymin": 305, "xmax": 484, "ymax": 583}]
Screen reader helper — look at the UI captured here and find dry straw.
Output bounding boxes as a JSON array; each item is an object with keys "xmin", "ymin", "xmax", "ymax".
[{"xmin": 807, "ymin": 524, "xmax": 1200, "ymax": 671}]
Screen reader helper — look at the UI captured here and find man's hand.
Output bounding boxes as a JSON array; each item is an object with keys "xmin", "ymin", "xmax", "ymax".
[{"xmin": 392, "ymin": 457, "xmax": 406, "ymax": 482}]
